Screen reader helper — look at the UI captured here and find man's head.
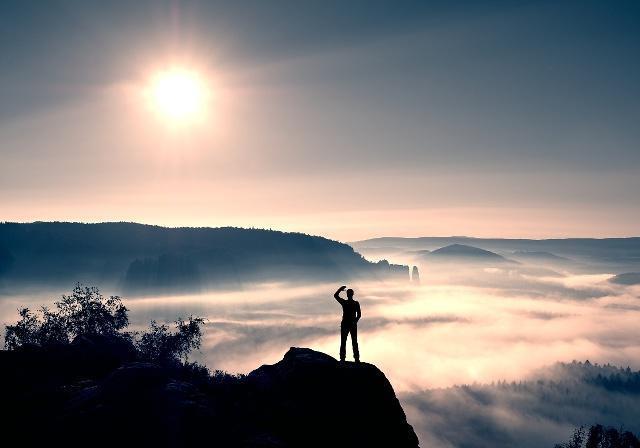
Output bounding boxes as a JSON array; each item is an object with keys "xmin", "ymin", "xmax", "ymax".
[{"xmin": 347, "ymin": 288, "xmax": 354, "ymax": 300}]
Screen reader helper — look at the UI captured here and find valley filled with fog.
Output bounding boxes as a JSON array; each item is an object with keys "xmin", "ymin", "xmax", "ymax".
[{"xmin": 2, "ymin": 247, "xmax": 640, "ymax": 447}]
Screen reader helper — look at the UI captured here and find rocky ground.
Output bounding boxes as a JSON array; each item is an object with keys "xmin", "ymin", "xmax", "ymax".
[{"xmin": 0, "ymin": 337, "xmax": 419, "ymax": 448}]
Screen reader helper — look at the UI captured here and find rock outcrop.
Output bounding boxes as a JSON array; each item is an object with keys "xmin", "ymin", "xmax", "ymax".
[
  {"xmin": 0, "ymin": 343, "xmax": 419, "ymax": 448},
  {"xmin": 412, "ymin": 266, "xmax": 420, "ymax": 284},
  {"xmin": 247, "ymin": 347, "xmax": 419, "ymax": 447}
]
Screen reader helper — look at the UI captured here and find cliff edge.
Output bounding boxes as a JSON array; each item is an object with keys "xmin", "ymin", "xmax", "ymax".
[{"xmin": 1, "ymin": 342, "xmax": 419, "ymax": 448}]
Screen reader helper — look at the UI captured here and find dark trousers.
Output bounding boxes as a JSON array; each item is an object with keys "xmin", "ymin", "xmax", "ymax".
[{"xmin": 340, "ymin": 320, "xmax": 359, "ymax": 361}]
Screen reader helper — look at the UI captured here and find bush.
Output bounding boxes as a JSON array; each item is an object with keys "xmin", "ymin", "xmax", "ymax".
[
  {"xmin": 4, "ymin": 284, "xmax": 205, "ymax": 369},
  {"xmin": 55, "ymin": 284, "xmax": 129, "ymax": 338},
  {"xmin": 4, "ymin": 308, "xmax": 55, "ymax": 349},
  {"xmin": 135, "ymin": 316, "xmax": 205, "ymax": 365},
  {"xmin": 4, "ymin": 283, "xmax": 128, "ymax": 349}
]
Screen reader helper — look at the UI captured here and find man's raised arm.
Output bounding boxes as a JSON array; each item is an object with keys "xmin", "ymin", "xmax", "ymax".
[{"xmin": 334, "ymin": 285, "xmax": 347, "ymax": 302}]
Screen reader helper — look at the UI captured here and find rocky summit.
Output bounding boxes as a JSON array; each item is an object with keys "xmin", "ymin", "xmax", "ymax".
[
  {"xmin": 247, "ymin": 347, "xmax": 419, "ymax": 447},
  {"xmin": 1, "ymin": 340, "xmax": 419, "ymax": 448}
]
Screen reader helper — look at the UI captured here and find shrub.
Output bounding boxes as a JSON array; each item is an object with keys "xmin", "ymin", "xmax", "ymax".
[
  {"xmin": 135, "ymin": 316, "xmax": 205, "ymax": 365},
  {"xmin": 55, "ymin": 283, "xmax": 129, "ymax": 338},
  {"xmin": 5, "ymin": 308, "xmax": 49, "ymax": 349},
  {"xmin": 4, "ymin": 284, "xmax": 128, "ymax": 349},
  {"xmin": 4, "ymin": 284, "xmax": 207, "ymax": 371}
]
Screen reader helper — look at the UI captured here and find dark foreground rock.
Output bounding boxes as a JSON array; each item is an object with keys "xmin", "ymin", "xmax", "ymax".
[
  {"xmin": 247, "ymin": 348, "xmax": 419, "ymax": 447},
  {"xmin": 0, "ymin": 343, "xmax": 419, "ymax": 448}
]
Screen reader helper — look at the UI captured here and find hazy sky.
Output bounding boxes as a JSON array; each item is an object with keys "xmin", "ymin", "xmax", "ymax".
[{"xmin": 1, "ymin": 0, "xmax": 639, "ymax": 241}]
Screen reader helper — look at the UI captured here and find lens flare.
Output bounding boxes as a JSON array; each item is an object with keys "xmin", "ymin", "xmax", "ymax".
[{"xmin": 149, "ymin": 68, "xmax": 208, "ymax": 121}]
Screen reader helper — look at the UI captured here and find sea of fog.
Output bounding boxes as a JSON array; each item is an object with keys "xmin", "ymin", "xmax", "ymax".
[{"xmin": 2, "ymin": 267, "xmax": 640, "ymax": 447}]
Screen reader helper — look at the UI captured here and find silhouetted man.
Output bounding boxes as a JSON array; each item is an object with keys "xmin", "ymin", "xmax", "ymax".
[{"xmin": 333, "ymin": 285, "xmax": 361, "ymax": 362}]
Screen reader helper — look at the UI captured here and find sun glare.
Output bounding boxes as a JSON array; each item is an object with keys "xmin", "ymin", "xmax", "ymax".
[{"xmin": 149, "ymin": 68, "xmax": 209, "ymax": 121}]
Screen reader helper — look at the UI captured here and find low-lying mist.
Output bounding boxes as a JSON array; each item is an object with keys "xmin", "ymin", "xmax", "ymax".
[{"xmin": 2, "ymin": 262, "xmax": 639, "ymax": 447}]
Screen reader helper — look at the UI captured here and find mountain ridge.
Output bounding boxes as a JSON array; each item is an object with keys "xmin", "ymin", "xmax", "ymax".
[
  {"xmin": 0, "ymin": 222, "xmax": 410, "ymax": 292},
  {"xmin": 429, "ymin": 244, "xmax": 509, "ymax": 260},
  {"xmin": 351, "ymin": 236, "xmax": 640, "ymax": 271}
]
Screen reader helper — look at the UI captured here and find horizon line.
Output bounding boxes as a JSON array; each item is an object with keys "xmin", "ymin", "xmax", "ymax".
[{"xmin": 2, "ymin": 220, "xmax": 639, "ymax": 242}]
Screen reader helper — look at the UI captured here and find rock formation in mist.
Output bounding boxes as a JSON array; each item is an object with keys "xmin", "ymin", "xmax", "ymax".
[
  {"xmin": 412, "ymin": 266, "xmax": 420, "ymax": 284},
  {"xmin": 374, "ymin": 258, "xmax": 410, "ymax": 280}
]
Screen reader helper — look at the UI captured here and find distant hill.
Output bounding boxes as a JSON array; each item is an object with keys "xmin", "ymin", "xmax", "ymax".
[
  {"xmin": 0, "ymin": 222, "xmax": 409, "ymax": 293},
  {"xmin": 351, "ymin": 236, "xmax": 640, "ymax": 271},
  {"xmin": 431, "ymin": 244, "xmax": 506, "ymax": 259},
  {"xmin": 511, "ymin": 251, "xmax": 571, "ymax": 262},
  {"xmin": 423, "ymin": 244, "xmax": 513, "ymax": 264},
  {"xmin": 405, "ymin": 249, "xmax": 431, "ymax": 256},
  {"xmin": 609, "ymin": 272, "xmax": 640, "ymax": 285}
]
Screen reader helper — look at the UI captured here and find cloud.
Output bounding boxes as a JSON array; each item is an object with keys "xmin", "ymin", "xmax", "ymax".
[
  {"xmin": 605, "ymin": 303, "xmax": 640, "ymax": 312},
  {"xmin": 358, "ymin": 315, "xmax": 469, "ymax": 331},
  {"xmin": 198, "ymin": 313, "xmax": 467, "ymax": 369},
  {"xmin": 202, "ymin": 321, "xmax": 335, "ymax": 364},
  {"xmin": 513, "ymin": 310, "xmax": 572, "ymax": 320}
]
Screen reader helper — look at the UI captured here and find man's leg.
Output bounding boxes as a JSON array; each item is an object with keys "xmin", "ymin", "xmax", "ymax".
[
  {"xmin": 339, "ymin": 322, "xmax": 348, "ymax": 361},
  {"xmin": 351, "ymin": 324, "xmax": 360, "ymax": 362}
]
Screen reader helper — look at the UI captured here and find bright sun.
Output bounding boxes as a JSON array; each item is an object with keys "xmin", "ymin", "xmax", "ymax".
[{"xmin": 149, "ymin": 68, "xmax": 208, "ymax": 121}]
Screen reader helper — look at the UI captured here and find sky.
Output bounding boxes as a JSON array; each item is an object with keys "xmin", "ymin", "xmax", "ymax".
[{"xmin": 1, "ymin": 0, "xmax": 639, "ymax": 241}]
